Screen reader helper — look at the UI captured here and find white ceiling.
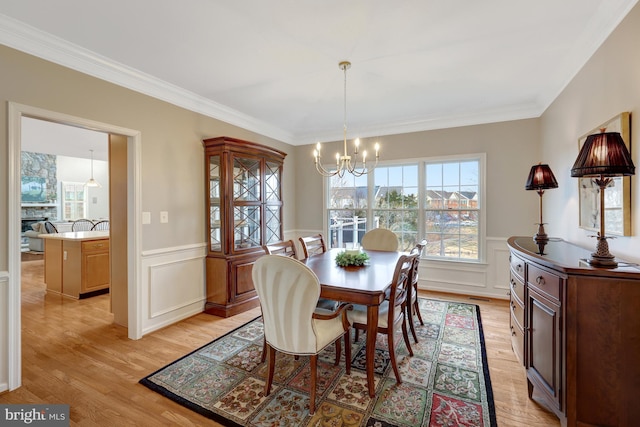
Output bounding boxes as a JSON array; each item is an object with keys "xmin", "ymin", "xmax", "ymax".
[{"xmin": 2, "ymin": 0, "xmax": 638, "ymax": 147}]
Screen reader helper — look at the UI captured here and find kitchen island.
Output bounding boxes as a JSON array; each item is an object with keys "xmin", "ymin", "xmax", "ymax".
[{"xmin": 41, "ymin": 231, "xmax": 110, "ymax": 299}]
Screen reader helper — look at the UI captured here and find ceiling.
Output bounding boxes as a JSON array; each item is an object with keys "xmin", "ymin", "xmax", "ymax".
[{"xmin": 1, "ymin": 0, "xmax": 638, "ymax": 147}]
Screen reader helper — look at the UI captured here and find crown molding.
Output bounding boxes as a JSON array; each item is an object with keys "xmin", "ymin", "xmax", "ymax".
[{"xmin": 0, "ymin": 14, "xmax": 294, "ymax": 144}]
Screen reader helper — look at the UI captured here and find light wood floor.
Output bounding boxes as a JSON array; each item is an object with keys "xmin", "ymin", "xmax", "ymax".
[{"xmin": 1, "ymin": 260, "xmax": 560, "ymax": 426}]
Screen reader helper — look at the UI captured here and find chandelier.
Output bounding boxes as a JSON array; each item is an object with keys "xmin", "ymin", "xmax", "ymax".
[{"xmin": 314, "ymin": 61, "xmax": 380, "ymax": 177}]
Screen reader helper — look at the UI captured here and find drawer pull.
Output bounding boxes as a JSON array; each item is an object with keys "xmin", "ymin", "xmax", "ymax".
[{"xmin": 536, "ymin": 276, "xmax": 545, "ymax": 286}]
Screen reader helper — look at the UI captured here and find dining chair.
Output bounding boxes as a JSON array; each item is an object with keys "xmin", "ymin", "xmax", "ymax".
[
  {"xmin": 406, "ymin": 239, "xmax": 427, "ymax": 343},
  {"xmin": 347, "ymin": 252, "xmax": 417, "ymax": 384},
  {"xmin": 298, "ymin": 233, "xmax": 327, "ymax": 258},
  {"xmin": 298, "ymin": 233, "xmax": 338, "ymax": 311},
  {"xmin": 72, "ymin": 218, "xmax": 94, "ymax": 231},
  {"xmin": 263, "ymin": 239, "xmax": 297, "ymax": 258},
  {"xmin": 361, "ymin": 228, "xmax": 399, "ymax": 251},
  {"xmin": 43, "ymin": 221, "xmax": 58, "ymax": 234},
  {"xmin": 252, "ymin": 255, "xmax": 352, "ymax": 415},
  {"xmin": 91, "ymin": 220, "xmax": 110, "ymax": 231}
]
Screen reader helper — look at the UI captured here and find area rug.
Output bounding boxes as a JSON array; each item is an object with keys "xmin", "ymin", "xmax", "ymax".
[{"xmin": 140, "ymin": 298, "xmax": 497, "ymax": 426}]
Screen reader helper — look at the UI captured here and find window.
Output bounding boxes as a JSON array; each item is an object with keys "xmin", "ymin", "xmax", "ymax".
[
  {"xmin": 61, "ymin": 181, "xmax": 86, "ymax": 221},
  {"xmin": 325, "ymin": 154, "xmax": 484, "ymax": 262},
  {"xmin": 424, "ymin": 158, "xmax": 481, "ymax": 260}
]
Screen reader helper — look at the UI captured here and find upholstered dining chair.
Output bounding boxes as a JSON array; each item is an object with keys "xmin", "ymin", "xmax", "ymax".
[
  {"xmin": 252, "ymin": 255, "xmax": 352, "ymax": 415},
  {"xmin": 406, "ymin": 239, "xmax": 427, "ymax": 343},
  {"xmin": 298, "ymin": 233, "xmax": 327, "ymax": 258},
  {"xmin": 263, "ymin": 240, "xmax": 297, "ymax": 258},
  {"xmin": 72, "ymin": 218, "xmax": 94, "ymax": 231},
  {"xmin": 348, "ymin": 252, "xmax": 417, "ymax": 384},
  {"xmin": 361, "ymin": 228, "xmax": 399, "ymax": 251},
  {"xmin": 91, "ymin": 220, "xmax": 110, "ymax": 231}
]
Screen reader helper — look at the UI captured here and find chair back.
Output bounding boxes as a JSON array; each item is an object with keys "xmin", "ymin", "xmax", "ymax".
[
  {"xmin": 91, "ymin": 220, "xmax": 110, "ymax": 231},
  {"xmin": 361, "ymin": 228, "xmax": 399, "ymax": 251},
  {"xmin": 72, "ymin": 219, "xmax": 94, "ymax": 231},
  {"xmin": 252, "ymin": 255, "xmax": 321, "ymax": 354},
  {"xmin": 409, "ymin": 239, "xmax": 427, "ymax": 287},
  {"xmin": 387, "ymin": 253, "xmax": 418, "ymax": 318},
  {"xmin": 263, "ymin": 240, "xmax": 297, "ymax": 258},
  {"xmin": 43, "ymin": 221, "xmax": 58, "ymax": 234},
  {"xmin": 298, "ymin": 234, "xmax": 327, "ymax": 259}
]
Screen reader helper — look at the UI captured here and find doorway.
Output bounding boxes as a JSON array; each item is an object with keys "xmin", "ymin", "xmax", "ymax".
[{"xmin": 7, "ymin": 102, "xmax": 142, "ymax": 390}]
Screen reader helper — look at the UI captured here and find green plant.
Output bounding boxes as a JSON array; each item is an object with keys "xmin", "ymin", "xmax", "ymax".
[{"xmin": 335, "ymin": 251, "xmax": 370, "ymax": 267}]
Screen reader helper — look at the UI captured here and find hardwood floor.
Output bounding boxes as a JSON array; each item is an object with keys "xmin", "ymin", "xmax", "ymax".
[{"xmin": 1, "ymin": 260, "xmax": 560, "ymax": 426}]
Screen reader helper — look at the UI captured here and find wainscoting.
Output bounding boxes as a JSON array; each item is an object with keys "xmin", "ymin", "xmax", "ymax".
[
  {"xmin": 140, "ymin": 244, "xmax": 207, "ymax": 336},
  {"xmin": 420, "ymin": 237, "xmax": 510, "ymax": 300}
]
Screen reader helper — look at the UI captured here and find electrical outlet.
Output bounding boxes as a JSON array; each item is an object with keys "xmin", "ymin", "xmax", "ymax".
[
  {"xmin": 63, "ymin": 251, "xmax": 67, "ymax": 261},
  {"xmin": 160, "ymin": 211, "xmax": 169, "ymax": 223}
]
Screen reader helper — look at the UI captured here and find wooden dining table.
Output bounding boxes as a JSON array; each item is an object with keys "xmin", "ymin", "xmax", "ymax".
[{"xmin": 302, "ymin": 248, "xmax": 404, "ymax": 397}]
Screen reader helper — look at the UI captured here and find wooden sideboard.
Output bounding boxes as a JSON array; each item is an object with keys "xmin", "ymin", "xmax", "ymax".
[
  {"xmin": 507, "ymin": 236, "xmax": 640, "ymax": 427},
  {"xmin": 42, "ymin": 231, "xmax": 110, "ymax": 299}
]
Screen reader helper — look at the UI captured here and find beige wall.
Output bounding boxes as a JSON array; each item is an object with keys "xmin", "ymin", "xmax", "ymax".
[
  {"xmin": 0, "ymin": 44, "xmax": 297, "ymax": 270},
  {"xmin": 294, "ymin": 119, "xmax": 541, "ymax": 240},
  {"xmin": 540, "ymin": 2, "xmax": 640, "ymax": 262}
]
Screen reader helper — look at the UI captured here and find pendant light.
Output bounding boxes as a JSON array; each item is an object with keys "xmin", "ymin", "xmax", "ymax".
[{"xmin": 85, "ymin": 149, "xmax": 101, "ymax": 188}]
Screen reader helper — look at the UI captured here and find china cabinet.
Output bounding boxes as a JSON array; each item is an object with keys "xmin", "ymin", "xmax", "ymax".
[
  {"xmin": 507, "ymin": 236, "xmax": 640, "ymax": 427},
  {"xmin": 203, "ymin": 137, "xmax": 286, "ymax": 317}
]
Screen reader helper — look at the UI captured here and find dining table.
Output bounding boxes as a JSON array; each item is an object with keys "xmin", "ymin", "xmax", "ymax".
[{"xmin": 302, "ymin": 248, "xmax": 404, "ymax": 397}]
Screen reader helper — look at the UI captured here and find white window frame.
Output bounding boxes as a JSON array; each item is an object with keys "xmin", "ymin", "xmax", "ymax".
[
  {"xmin": 323, "ymin": 153, "xmax": 486, "ymax": 263},
  {"xmin": 60, "ymin": 181, "xmax": 87, "ymax": 221}
]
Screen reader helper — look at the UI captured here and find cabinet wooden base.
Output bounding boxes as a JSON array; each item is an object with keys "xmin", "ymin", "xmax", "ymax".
[{"xmin": 204, "ymin": 297, "xmax": 260, "ymax": 318}]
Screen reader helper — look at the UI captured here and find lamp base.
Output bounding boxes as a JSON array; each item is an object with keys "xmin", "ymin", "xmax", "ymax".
[
  {"xmin": 586, "ymin": 237, "xmax": 618, "ymax": 268},
  {"xmin": 533, "ymin": 223, "xmax": 549, "ymax": 243}
]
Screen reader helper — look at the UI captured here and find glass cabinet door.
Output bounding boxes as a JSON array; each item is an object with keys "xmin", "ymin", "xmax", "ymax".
[
  {"xmin": 233, "ymin": 156, "xmax": 262, "ymax": 250},
  {"xmin": 264, "ymin": 160, "xmax": 282, "ymax": 244},
  {"xmin": 209, "ymin": 155, "xmax": 222, "ymax": 252}
]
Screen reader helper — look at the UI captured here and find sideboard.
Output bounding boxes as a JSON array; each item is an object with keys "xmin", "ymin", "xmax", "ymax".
[{"xmin": 507, "ymin": 236, "xmax": 640, "ymax": 427}]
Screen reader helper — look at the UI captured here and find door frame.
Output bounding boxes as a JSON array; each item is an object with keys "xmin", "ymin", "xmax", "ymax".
[{"xmin": 7, "ymin": 102, "xmax": 143, "ymax": 390}]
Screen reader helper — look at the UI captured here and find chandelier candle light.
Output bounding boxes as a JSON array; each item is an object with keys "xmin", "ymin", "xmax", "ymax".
[
  {"xmin": 314, "ymin": 61, "xmax": 380, "ymax": 177},
  {"xmin": 571, "ymin": 129, "xmax": 635, "ymax": 267}
]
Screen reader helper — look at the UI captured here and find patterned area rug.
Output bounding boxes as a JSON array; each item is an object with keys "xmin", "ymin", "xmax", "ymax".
[{"xmin": 140, "ymin": 298, "xmax": 497, "ymax": 426}]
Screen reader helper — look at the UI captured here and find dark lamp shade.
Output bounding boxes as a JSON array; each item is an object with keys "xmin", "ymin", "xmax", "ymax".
[
  {"xmin": 571, "ymin": 132, "xmax": 635, "ymax": 177},
  {"xmin": 525, "ymin": 164, "xmax": 558, "ymax": 190}
]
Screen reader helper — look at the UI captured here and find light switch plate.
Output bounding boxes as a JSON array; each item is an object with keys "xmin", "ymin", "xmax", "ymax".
[
  {"xmin": 160, "ymin": 211, "xmax": 169, "ymax": 223},
  {"xmin": 142, "ymin": 212, "xmax": 151, "ymax": 224}
]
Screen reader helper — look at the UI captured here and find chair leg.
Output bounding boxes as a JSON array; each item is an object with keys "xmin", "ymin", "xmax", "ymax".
[
  {"xmin": 414, "ymin": 297, "xmax": 424, "ymax": 325},
  {"xmin": 344, "ymin": 330, "xmax": 351, "ymax": 375},
  {"xmin": 265, "ymin": 344, "xmax": 276, "ymax": 396},
  {"xmin": 261, "ymin": 337, "xmax": 267, "ymax": 363},
  {"xmin": 334, "ymin": 337, "xmax": 341, "ymax": 366},
  {"xmin": 401, "ymin": 315, "xmax": 414, "ymax": 357},
  {"xmin": 407, "ymin": 300, "xmax": 419, "ymax": 344},
  {"xmin": 388, "ymin": 328, "xmax": 402, "ymax": 384},
  {"xmin": 309, "ymin": 354, "xmax": 317, "ymax": 415}
]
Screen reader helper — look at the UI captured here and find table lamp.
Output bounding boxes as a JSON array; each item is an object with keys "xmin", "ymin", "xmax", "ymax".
[
  {"xmin": 525, "ymin": 163, "xmax": 558, "ymax": 243},
  {"xmin": 571, "ymin": 130, "xmax": 635, "ymax": 267}
]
